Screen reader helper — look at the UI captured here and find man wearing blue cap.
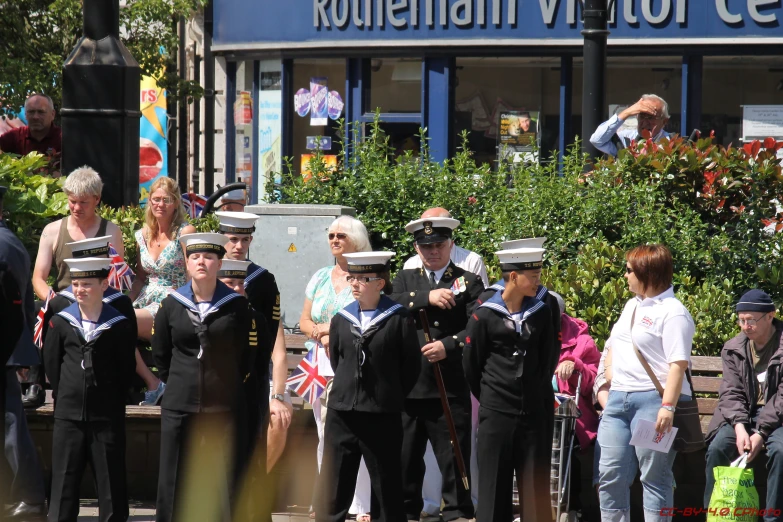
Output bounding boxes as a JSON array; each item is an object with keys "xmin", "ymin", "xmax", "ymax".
[{"xmin": 704, "ymin": 289, "xmax": 783, "ymax": 522}]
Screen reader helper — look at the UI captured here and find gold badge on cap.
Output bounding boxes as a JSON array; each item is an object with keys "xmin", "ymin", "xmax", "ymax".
[{"xmin": 423, "ymin": 221, "xmax": 433, "ymax": 235}]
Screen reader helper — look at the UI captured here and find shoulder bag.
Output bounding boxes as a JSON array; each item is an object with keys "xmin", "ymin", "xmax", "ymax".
[{"xmin": 631, "ymin": 308, "xmax": 705, "ymax": 453}]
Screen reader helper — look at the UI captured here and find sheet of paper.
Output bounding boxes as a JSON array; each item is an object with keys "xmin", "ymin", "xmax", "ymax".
[
  {"xmin": 317, "ymin": 344, "xmax": 334, "ymax": 378},
  {"xmin": 629, "ymin": 419, "xmax": 678, "ymax": 453}
]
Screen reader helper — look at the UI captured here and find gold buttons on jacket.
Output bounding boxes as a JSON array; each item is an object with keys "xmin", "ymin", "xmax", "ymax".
[
  {"xmin": 409, "ymin": 302, "xmax": 414, "ymax": 308},
  {"xmin": 410, "ymin": 292, "xmax": 415, "ymax": 297},
  {"xmin": 433, "ymin": 321, "xmax": 440, "ymax": 327}
]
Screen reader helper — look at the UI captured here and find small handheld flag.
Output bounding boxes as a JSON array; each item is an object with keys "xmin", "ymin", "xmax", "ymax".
[
  {"xmin": 286, "ymin": 345, "xmax": 328, "ymax": 405},
  {"xmin": 108, "ymin": 243, "xmax": 135, "ymax": 292},
  {"xmin": 33, "ymin": 289, "xmax": 56, "ymax": 348}
]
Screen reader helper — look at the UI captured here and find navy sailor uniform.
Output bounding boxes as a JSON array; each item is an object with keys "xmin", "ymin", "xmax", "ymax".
[
  {"xmin": 316, "ymin": 297, "xmax": 421, "ymax": 522},
  {"xmin": 464, "ymin": 291, "xmax": 555, "ymax": 522},
  {"xmin": 44, "ymin": 301, "xmax": 136, "ymax": 522},
  {"xmin": 152, "ymin": 281, "xmax": 267, "ymax": 522},
  {"xmin": 389, "ymin": 262, "xmax": 483, "ymax": 521}
]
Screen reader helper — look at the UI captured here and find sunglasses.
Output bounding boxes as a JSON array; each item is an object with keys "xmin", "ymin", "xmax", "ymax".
[{"xmin": 328, "ymin": 233, "xmax": 347, "ymax": 240}]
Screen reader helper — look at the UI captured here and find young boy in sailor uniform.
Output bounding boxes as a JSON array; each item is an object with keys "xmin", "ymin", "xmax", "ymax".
[
  {"xmin": 44, "ymin": 258, "xmax": 137, "ymax": 522},
  {"xmin": 216, "ymin": 211, "xmax": 292, "ymax": 472},
  {"xmin": 152, "ymin": 233, "xmax": 268, "ymax": 522},
  {"xmin": 464, "ymin": 248, "xmax": 556, "ymax": 522},
  {"xmin": 42, "ymin": 236, "xmax": 137, "ymax": 346},
  {"xmin": 318, "ymin": 252, "xmax": 421, "ymax": 522}
]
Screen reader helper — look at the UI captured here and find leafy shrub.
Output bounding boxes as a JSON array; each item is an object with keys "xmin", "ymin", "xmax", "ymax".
[{"xmin": 270, "ymin": 117, "xmax": 783, "ymax": 355}]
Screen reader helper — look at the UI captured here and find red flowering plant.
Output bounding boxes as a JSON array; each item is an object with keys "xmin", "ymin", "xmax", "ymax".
[{"xmin": 594, "ymin": 134, "xmax": 783, "ymax": 231}]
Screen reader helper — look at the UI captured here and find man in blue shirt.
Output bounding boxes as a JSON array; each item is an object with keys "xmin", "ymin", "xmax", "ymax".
[{"xmin": 589, "ymin": 94, "xmax": 670, "ymax": 157}]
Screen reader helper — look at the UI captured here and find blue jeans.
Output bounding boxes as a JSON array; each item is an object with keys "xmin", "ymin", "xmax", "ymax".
[
  {"xmin": 597, "ymin": 390, "xmax": 686, "ymax": 522},
  {"xmin": 705, "ymin": 420, "xmax": 783, "ymax": 522}
]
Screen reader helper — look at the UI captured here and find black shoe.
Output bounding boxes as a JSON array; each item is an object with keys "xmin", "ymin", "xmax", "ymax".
[
  {"xmin": 6, "ymin": 501, "xmax": 46, "ymax": 519},
  {"xmin": 22, "ymin": 384, "xmax": 45, "ymax": 409}
]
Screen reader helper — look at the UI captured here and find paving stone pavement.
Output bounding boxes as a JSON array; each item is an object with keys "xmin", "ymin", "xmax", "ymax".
[{"xmin": 76, "ymin": 500, "xmax": 156, "ymax": 521}]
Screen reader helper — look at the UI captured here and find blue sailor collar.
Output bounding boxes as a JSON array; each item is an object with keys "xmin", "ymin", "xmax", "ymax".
[
  {"xmin": 337, "ymin": 295, "xmax": 403, "ymax": 333},
  {"xmin": 488, "ymin": 280, "xmax": 549, "ymax": 301},
  {"xmin": 57, "ymin": 301, "xmax": 127, "ymax": 342},
  {"xmin": 171, "ymin": 280, "xmax": 242, "ymax": 320},
  {"xmin": 480, "ymin": 290, "xmax": 545, "ymax": 323},
  {"xmin": 244, "ymin": 262, "xmax": 267, "ymax": 288},
  {"xmin": 59, "ymin": 285, "xmax": 126, "ymax": 305}
]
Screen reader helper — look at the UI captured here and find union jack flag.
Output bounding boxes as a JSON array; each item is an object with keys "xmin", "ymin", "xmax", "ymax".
[
  {"xmin": 33, "ymin": 289, "xmax": 56, "ymax": 348},
  {"xmin": 182, "ymin": 192, "xmax": 207, "ymax": 219},
  {"xmin": 286, "ymin": 346, "xmax": 327, "ymax": 405},
  {"xmin": 108, "ymin": 243, "xmax": 135, "ymax": 292}
]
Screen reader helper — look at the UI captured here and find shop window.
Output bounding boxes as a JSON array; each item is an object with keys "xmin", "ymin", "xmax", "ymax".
[
  {"xmin": 258, "ymin": 60, "xmax": 283, "ymax": 202},
  {"xmin": 292, "ymin": 59, "xmax": 347, "ymax": 176},
  {"xmin": 701, "ymin": 56, "xmax": 783, "ymax": 147},
  {"xmin": 368, "ymin": 59, "xmax": 422, "ymax": 113},
  {"xmin": 455, "ymin": 58, "xmax": 559, "ymax": 167}
]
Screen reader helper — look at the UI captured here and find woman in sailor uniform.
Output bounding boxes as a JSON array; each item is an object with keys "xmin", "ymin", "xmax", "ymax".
[
  {"xmin": 44, "ymin": 258, "xmax": 137, "ymax": 522},
  {"xmin": 152, "ymin": 233, "xmax": 265, "ymax": 522},
  {"xmin": 317, "ymin": 252, "xmax": 421, "ymax": 522},
  {"xmin": 464, "ymin": 248, "xmax": 556, "ymax": 522}
]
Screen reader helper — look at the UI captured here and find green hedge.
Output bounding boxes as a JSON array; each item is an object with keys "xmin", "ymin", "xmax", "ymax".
[{"xmin": 267, "ymin": 119, "xmax": 783, "ymax": 355}]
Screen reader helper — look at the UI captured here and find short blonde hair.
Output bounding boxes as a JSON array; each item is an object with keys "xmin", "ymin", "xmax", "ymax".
[
  {"xmin": 329, "ymin": 215, "xmax": 371, "ymax": 253},
  {"xmin": 63, "ymin": 166, "xmax": 103, "ymax": 198},
  {"xmin": 144, "ymin": 177, "xmax": 187, "ymax": 238}
]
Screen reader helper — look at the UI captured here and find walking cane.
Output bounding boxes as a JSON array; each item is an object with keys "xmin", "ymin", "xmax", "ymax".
[{"xmin": 418, "ymin": 309, "xmax": 470, "ymax": 491}]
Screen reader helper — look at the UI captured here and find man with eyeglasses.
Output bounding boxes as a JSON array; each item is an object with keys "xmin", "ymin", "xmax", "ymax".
[
  {"xmin": 589, "ymin": 94, "xmax": 670, "ymax": 158},
  {"xmin": 0, "ymin": 94, "xmax": 62, "ymax": 175},
  {"xmin": 390, "ymin": 217, "xmax": 484, "ymax": 522},
  {"xmin": 704, "ymin": 289, "xmax": 783, "ymax": 521}
]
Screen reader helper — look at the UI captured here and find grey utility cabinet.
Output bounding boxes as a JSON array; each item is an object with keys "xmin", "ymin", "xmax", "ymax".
[{"xmin": 244, "ymin": 204, "xmax": 356, "ymax": 330}]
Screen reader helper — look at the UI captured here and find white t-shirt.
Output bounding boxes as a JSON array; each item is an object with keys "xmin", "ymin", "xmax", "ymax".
[
  {"xmin": 403, "ymin": 243, "xmax": 489, "ymax": 287},
  {"xmin": 359, "ymin": 309, "xmax": 375, "ymax": 333},
  {"xmin": 608, "ymin": 287, "xmax": 694, "ymax": 395}
]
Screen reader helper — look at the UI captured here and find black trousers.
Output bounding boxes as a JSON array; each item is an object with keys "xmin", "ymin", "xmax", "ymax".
[
  {"xmin": 156, "ymin": 410, "xmax": 234, "ymax": 522},
  {"xmin": 401, "ymin": 398, "xmax": 473, "ymax": 521},
  {"xmin": 48, "ymin": 418, "xmax": 128, "ymax": 522},
  {"xmin": 233, "ymin": 386, "xmax": 272, "ymax": 522},
  {"xmin": 317, "ymin": 409, "xmax": 405, "ymax": 522},
  {"xmin": 477, "ymin": 407, "xmax": 553, "ymax": 522}
]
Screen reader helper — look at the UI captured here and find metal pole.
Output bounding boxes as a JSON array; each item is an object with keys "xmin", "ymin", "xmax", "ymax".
[{"xmin": 581, "ymin": 0, "xmax": 609, "ymax": 163}]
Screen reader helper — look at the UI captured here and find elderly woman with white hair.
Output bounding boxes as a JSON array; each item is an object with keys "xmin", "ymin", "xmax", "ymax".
[{"xmin": 298, "ymin": 215, "xmax": 373, "ymax": 522}]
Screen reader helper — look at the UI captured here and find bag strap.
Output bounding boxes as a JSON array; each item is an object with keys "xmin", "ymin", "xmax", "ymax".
[{"xmin": 630, "ymin": 306, "xmax": 695, "ymax": 399}]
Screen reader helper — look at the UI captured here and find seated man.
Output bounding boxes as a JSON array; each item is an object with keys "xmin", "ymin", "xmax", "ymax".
[{"xmin": 704, "ymin": 289, "xmax": 783, "ymax": 521}]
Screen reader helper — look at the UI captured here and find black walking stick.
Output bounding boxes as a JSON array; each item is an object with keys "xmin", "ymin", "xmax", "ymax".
[{"xmin": 418, "ymin": 309, "xmax": 470, "ymax": 491}]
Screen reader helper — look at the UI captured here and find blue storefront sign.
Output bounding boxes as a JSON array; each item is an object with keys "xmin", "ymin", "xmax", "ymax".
[{"xmin": 214, "ymin": 0, "xmax": 783, "ymax": 49}]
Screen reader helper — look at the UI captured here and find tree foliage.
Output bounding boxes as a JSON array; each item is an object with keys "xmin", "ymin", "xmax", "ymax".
[{"xmin": 0, "ymin": 0, "xmax": 207, "ymax": 114}]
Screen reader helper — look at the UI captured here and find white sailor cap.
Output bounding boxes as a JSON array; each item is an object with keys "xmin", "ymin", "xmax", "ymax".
[
  {"xmin": 344, "ymin": 251, "xmax": 395, "ymax": 274},
  {"xmin": 67, "ymin": 235, "xmax": 112, "ymax": 258},
  {"xmin": 404, "ymin": 217, "xmax": 460, "ymax": 244},
  {"xmin": 218, "ymin": 259, "xmax": 251, "ymax": 279},
  {"xmin": 178, "ymin": 233, "xmax": 230, "ymax": 256},
  {"xmin": 64, "ymin": 257, "xmax": 112, "ymax": 279},
  {"xmin": 500, "ymin": 237, "xmax": 547, "ymax": 250},
  {"xmin": 221, "ymin": 189, "xmax": 245, "ymax": 201},
  {"xmin": 495, "ymin": 248, "xmax": 545, "ymax": 271},
  {"xmin": 216, "ymin": 211, "xmax": 258, "ymax": 235}
]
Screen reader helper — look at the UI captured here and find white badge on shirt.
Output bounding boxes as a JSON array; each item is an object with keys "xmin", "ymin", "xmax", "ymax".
[{"xmin": 758, "ymin": 371, "xmax": 767, "ymax": 384}]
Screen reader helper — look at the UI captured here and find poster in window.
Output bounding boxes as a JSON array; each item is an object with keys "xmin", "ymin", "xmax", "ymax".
[
  {"xmin": 258, "ymin": 65, "xmax": 283, "ymax": 201},
  {"xmin": 498, "ymin": 110, "xmax": 539, "ymax": 163},
  {"xmin": 139, "ymin": 74, "xmax": 168, "ymax": 205}
]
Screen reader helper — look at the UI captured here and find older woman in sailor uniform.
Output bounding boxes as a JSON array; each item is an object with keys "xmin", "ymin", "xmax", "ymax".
[
  {"xmin": 44, "ymin": 258, "xmax": 136, "ymax": 522},
  {"xmin": 464, "ymin": 248, "xmax": 556, "ymax": 522},
  {"xmin": 42, "ymin": 236, "xmax": 137, "ymax": 347},
  {"xmin": 152, "ymin": 233, "xmax": 267, "ymax": 522},
  {"xmin": 317, "ymin": 252, "xmax": 421, "ymax": 522}
]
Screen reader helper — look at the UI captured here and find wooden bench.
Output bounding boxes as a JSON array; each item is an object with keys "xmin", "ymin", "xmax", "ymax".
[{"xmin": 690, "ymin": 355, "xmax": 722, "ymax": 435}]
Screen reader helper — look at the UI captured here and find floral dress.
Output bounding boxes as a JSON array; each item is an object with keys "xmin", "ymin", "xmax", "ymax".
[{"xmin": 133, "ymin": 223, "xmax": 188, "ymax": 318}]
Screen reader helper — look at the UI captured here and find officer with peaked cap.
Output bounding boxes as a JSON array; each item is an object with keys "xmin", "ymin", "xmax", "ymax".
[
  {"xmin": 464, "ymin": 248, "xmax": 556, "ymax": 522},
  {"xmin": 0, "ymin": 185, "xmax": 48, "ymax": 519},
  {"xmin": 318, "ymin": 251, "xmax": 421, "ymax": 522},
  {"xmin": 216, "ymin": 211, "xmax": 291, "ymax": 474},
  {"xmin": 44, "ymin": 258, "xmax": 136, "ymax": 522},
  {"xmin": 389, "ymin": 217, "xmax": 484, "ymax": 522},
  {"xmin": 153, "ymin": 233, "xmax": 268, "ymax": 522}
]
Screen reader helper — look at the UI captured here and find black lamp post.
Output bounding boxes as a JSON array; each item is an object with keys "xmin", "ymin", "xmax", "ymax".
[
  {"xmin": 61, "ymin": 0, "xmax": 141, "ymax": 207},
  {"xmin": 580, "ymin": 0, "xmax": 611, "ymax": 163}
]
